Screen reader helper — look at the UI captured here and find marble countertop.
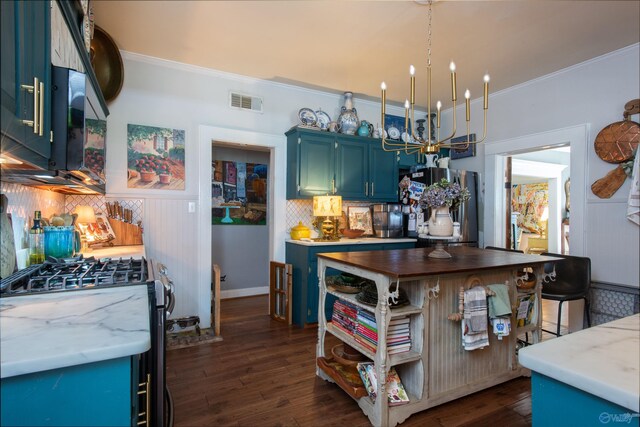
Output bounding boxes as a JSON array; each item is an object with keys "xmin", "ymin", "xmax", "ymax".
[
  {"xmin": 0, "ymin": 284, "xmax": 151, "ymax": 379},
  {"xmin": 286, "ymin": 237, "xmax": 416, "ymax": 246},
  {"xmin": 81, "ymin": 244, "xmax": 145, "ymax": 259},
  {"xmin": 518, "ymin": 314, "xmax": 640, "ymax": 412}
]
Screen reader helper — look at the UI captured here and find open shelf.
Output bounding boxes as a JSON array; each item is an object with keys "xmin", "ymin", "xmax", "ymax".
[
  {"xmin": 327, "ymin": 288, "xmax": 423, "ymax": 317},
  {"xmin": 327, "ymin": 323, "xmax": 422, "ymax": 367}
]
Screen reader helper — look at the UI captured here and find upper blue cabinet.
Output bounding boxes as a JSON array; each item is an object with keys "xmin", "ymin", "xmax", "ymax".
[
  {"xmin": 1, "ymin": 0, "xmax": 52, "ymax": 168},
  {"xmin": 286, "ymin": 127, "xmax": 399, "ymax": 202}
]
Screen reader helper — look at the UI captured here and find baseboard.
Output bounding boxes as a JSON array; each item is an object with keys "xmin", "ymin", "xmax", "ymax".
[{"xmin": 220, "ymin": 286, "xmax": 269, "ymax": 300}]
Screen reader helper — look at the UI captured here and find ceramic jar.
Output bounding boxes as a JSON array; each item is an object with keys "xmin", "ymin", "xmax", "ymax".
[
  {"xmin": 428, "ymin": 206, "xmax": 453, "ymax": 236},
  {"xmin": 338, "ymin": 91, "xmax": 359, "ymax": 135},
  {"xmin": 290, "ymin": 222, "xmax": 311, "ymax": 240}
]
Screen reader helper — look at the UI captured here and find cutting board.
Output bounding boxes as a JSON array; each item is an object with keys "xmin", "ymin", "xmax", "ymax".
[{"xmin": 1, "ymin": 194, "xmax": 17, "ymax": 278}]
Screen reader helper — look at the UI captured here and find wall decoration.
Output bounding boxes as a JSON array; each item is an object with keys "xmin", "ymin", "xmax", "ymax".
[
  {"xmin": 212, "ymin": 161, "xmax": 267, "ymax": 225},
  {"xmin": 348, "ymin": 206, "xmax": 373, "ymax": 235},
  {"xmin": 127, "ymin": 124, "xmax": 185, "ymax": 190},
  {"xmin": 450, "ymin": 133, "xmax": 476, "ymax": 159},
  {"xmin": 512, "ymin": 182, "xmax": 549, "ymax": 234}
]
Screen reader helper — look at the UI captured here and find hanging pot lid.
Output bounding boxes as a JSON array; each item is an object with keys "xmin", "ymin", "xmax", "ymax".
[{"xmin": 90, "ymin": 25, "xmax": 124, "ymax": 103}]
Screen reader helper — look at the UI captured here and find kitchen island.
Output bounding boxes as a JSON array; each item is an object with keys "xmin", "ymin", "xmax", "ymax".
[
  {"xmin": 519, "ymin": 314, "xmax": 640, "ymax": 427},
  {"xmin": 316, "ymin": 246, "xmax": 557, "ymax": 427},
  {"xmin": 0, "ymin": 284, "xmax": 151, "ymax": 426}
]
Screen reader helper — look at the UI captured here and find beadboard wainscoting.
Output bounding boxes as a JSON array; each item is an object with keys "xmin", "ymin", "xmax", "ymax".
[{"xmin": 142, "ymin": 198, "xmax": 202, "ymax": 324}]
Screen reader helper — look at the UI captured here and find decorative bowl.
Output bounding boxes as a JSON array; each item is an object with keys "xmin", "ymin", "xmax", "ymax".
[{"xmin": 340, "ymin": 228, "xmax": 364, "ymax": 239}]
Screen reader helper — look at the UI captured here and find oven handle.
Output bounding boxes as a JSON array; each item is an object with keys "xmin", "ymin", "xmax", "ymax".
[{"xmin": 165, "ymin": 279, "xmax": 175, "ymax": 317}]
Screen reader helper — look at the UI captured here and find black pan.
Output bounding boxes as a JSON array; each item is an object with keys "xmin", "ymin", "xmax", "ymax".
[{"xmin": 90, "ymin": 25, "xmax": 124, "ymax": 103}]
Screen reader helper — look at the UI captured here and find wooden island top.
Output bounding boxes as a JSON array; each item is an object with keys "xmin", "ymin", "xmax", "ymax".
[{"xmin": 317, "ymin": 246, "xmax": 558, "ymax": 279}]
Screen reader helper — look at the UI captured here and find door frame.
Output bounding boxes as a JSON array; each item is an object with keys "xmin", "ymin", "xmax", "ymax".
[
  {"xmin": 484, "ymin": 124, "xmax": 589, "ymax": 256},
  {"xmin": 197, "ymin": 125, "xmax": 286, "ymax": 322}
]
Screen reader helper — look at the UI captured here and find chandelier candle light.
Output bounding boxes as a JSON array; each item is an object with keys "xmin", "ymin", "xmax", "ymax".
[{"xmin": 380, "ymin": 0, "xmax": 489, "ymax": 155}]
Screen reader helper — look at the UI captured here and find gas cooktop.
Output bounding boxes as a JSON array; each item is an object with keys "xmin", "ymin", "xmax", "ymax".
[{"xmin": 0, "ymin": 256, "xmax": 148, "ymax": 296}]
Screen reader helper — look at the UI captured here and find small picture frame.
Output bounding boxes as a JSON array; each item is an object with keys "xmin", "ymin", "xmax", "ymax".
[
  {"xmin": 348, "ymin": 206, "xmax": 373, "ymax": 235},
  {"xmin": 450, "ymin": 133, "xmax": 476, "ymax": 159}
]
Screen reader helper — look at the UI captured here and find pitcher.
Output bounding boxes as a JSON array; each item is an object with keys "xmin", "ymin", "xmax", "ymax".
[
  {"xmin": 425, "ymin": 153, "xmax": 439, "ymax": 168},
  {"xmin": 437, "ymin": 157, "xmax": 450, "ymax": 168}
]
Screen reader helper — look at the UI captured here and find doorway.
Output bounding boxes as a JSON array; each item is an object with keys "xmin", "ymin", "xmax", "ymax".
[
  {"xmin": 212, "ymin": 143, "xmax": 270, "ymax": 298},
  {"xmin": 484, "ymin": 124, "xmax": 589, "ymax": 333}
]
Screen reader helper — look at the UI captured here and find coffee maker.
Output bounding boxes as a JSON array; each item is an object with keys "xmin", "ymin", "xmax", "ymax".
[{"xmin": 371, "ymin": 204, "xmax": 403, "ymax": 238}]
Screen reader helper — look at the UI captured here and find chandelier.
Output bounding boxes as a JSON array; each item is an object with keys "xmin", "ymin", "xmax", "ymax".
[{"xmin": 380, "ymin": 0, "xmax": 489, "ymax": 155}]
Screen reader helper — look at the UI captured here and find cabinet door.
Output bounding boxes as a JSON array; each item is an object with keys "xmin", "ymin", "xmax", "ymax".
[
  {"xmin": 298, "ymin": 133, "xmax": 336, "ymax": 197},
  {"xmin": 336, "ymin": 139, "xmax": 367, "ymax": 200},
  {"xmin": 369, "ymin": 143, "xmax": 399, "ymax": 201},
  {"xmin": 22, "ymin": 0, "xmax": 51, "ymax": 159},
  {"xmin": 1, "ymin": 0, "xmax": 26, "ymax": 148},
  {"xmin": 0, "ymin": 0, "xmax": 50, "ymax": 167}
]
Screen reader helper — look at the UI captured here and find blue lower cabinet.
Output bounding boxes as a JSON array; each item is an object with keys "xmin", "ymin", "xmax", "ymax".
[
  {"xmin": 530, "ymin": 373, "xmax": 639, "ymax": 427},
  {"xmin": 1, "ymin": 356, "xmax": 137, "ymax": 427},
  {"xmin": 286, "ymin": 241, "xmax": 415, "ymax": 327}
]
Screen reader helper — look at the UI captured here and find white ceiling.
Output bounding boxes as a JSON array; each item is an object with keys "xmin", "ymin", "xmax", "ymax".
[{"xmin": 93, "ymin": 0, "xmax": 640, "ymax": 109}]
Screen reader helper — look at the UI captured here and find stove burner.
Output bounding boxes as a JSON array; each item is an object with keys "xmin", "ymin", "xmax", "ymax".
[{"xmin": 1, "ymin": 257, "xmax": 148, "ymax": 296}]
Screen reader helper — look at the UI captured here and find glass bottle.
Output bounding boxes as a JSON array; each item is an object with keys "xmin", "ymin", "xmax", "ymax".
[{"xmin": 28, "ymin": 211, "xmax": 45, "ymax": 265}]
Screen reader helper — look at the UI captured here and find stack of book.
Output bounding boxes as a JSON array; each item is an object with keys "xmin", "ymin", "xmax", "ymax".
[
  {"xmin": 387, "ymin": 316, "xmax": 411, "ymax": 355},
  {"xmin": 331, "ymin": 299, "xmax": 358, "ymax": 336},
  {"xmin": 354, "ymin": 309, "xmax": 378, "ymax": 353}
]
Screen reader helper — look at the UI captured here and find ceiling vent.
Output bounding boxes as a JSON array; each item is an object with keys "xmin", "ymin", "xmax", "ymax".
[{"xmin": 229, "ymin": 92, "xmax": 263, "ymax": 113}]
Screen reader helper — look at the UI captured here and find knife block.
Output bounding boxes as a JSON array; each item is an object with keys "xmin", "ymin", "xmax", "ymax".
[{"xmin": 107, "ymin": 218, "xmax": 143, "ymax": 246}]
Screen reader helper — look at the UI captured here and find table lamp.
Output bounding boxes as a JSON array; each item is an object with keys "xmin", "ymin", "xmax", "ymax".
[
  {"xmin": 74, "ymin": 205, "xmax": 96, "ymax": 251},
  {"xmin": 313, "ymin": 195, "xmax": 342, "ymax": 241}
]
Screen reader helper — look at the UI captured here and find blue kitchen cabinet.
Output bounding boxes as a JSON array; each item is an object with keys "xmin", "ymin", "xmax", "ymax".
[
  {"xmin": 0, "ymin": 0, "xmax": 51, "ymax": 168},
  {"xmin": 286, "ymin": 127, "xmax": 399, "ymax": 201},
  {"xmin": 369, "ymin": 143, "xmax": 400, "ymax": 201},
  {"xmin": 287, "ymin": 128, "xmax": 336, "ymax": 198},
  {"xmin": 286, "ymin": 241, "xmax": 415, "ymax": 326},
  {"xmin": 1, "ymin": 356, "xmax": 141, "ymax": 427},
  {"xmin": 336, "ymin": 138, "xmax": 368, "ymax": 199}
]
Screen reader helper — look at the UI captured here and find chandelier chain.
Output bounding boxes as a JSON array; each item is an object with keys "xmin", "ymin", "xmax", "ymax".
[{"xmin": 427, "ymin": 0, "xmax": 432, "ymax": 67}]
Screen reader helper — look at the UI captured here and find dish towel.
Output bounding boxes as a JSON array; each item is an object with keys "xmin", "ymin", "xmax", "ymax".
[
  {"xmin": 487, "ymin": 284, "xmax": 512, "ymax": 318},
  {"xmin": 627, "ymin": 152, "xmax": 639, "ymax": 226},
  {"xmin": 462, "ymin": 286, "xmax": 489, "ymax": 351}
]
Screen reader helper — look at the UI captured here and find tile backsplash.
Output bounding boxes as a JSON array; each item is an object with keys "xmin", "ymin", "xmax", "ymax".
[
  {"xmin": 286, "ymin": 199, "xmax": 374, "ymax": 235},
  {"xmin": 1, "ymin": 183, "xmax": 66, "ymax": 250},
  {"xmin": 1, "ymin": 183, "xmax": 144, "ymax": 251}
]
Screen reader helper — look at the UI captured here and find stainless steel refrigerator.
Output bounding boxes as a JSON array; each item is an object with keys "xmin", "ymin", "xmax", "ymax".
[{"xmin": 399, "ymin": 167, "xmax": 479, "ymax": 247}]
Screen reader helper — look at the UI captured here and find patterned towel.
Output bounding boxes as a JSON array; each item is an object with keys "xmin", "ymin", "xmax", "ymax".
[
  {"xmin": 464, "ymin": 286, "xmax": 488, "ymax": 333},
  {"xmin": 627, "ymin": 152, "xmax": 639, "ymax": 226},
  {"xmin": 462, "ymin": 319, "xmax": 489, "ymax": 350},
  {"xmin": 462, "ymin": 286, "xmax": 489, "ymax": 351}
]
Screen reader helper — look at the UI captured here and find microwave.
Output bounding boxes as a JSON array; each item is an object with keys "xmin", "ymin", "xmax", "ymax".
[{"xmin": 50, "ymin": 66, "xmax": 107, "ymax": 189}]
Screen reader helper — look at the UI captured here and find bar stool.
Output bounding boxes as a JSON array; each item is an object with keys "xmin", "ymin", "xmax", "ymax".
[{"xmin": 540, "ymin": 252, "xmax": 592, "ymax": 337}]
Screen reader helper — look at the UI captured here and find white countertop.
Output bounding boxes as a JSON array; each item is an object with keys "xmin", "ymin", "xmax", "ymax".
[
  {"xmin": 518, "ymin": 314, "xmax": 640, "ymax": 412},
  {"xmin": 0, "ymin": 284, "xmax": 151, "ymax": 379},
  {"xmin": 286, "ymin": 237, "xmax": 416, "ymax": 246},
  {"xmin": 81, "ymin": 244, "xmax": 146, "ymax": 259}
]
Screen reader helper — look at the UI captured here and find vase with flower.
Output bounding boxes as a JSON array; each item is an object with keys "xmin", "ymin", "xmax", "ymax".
[{"xmin": 419, "ymin": 178, "xmax": 470, "ymax": 236}]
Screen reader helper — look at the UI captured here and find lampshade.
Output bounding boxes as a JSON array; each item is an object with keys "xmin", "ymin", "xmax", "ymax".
[
  {"xmin": 313, "ymin": 196, "xmax": 342, "ymax": 217},
  {"xmin": 74, "ymin": 205, "xmax": 97, "ymax": 224}
]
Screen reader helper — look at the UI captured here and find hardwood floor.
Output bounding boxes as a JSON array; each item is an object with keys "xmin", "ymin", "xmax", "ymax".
[{"xmin": 167, "ymin": 296, "xmax": 533, "ymax": 427}]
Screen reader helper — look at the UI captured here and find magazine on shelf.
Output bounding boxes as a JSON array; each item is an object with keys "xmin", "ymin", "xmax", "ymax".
[{"xmin": 356, "ymin": 363, "xmax": 410, "ymax": 405}]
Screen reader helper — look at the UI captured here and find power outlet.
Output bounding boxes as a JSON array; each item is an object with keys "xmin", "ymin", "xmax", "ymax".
[{"xmin": 188, "ymin": 202, "xmax": 196, "ymax": 213}]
